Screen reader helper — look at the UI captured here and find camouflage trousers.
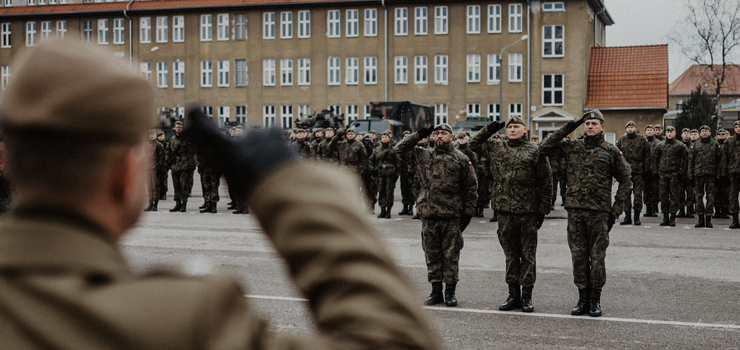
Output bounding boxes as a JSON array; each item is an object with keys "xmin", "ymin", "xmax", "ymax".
[
  {"xmin": 376, "ymin": 174, "xmax": 398, "ymax": 207},
  {"xmin": 693, "ymin": 175, "xmax": 716, "ymax": 215},
  {"xmin": 399, "ymin": 172, "xmax": 415, "ymax": 205},
  {"xmin": 659, "ymin": 172, "xmax": 682, "ymax": 214},
  {"xmin": 643, "ymin": 172, "xmax": 659, "ymax": 207},
  {"xmin": 200, "ymin": 171, "xmax": 221, "ymax": 202},
  {"xmin": 147, "ymin": 169, "xmax": 159, "ymax": 202},
  {"xmin": 729, "ymin": 174, "xmax": 740, "ymax": 214},
  {"xmin": 477, "ymin": 177, "xmax": 491, "ymax": 208},
  {"xmin": 157, "ymin": 167, "xmax": 168, "ymax": 197},
  {"xmin": 361, "ymin": 173, "xmax": 377, "ymax": 208},
  {"xmin": 567, "ymin": 209, "xmax": 610, "ymax": 290},
  {"xmin": 497, "ymin": 213, "xmax": 538, "ymax": 286},
  {"xmin": 552, "ymin": 173, "xmax": 566, "ymax": 206},
  {"xmin": 715, "ymin": 176, "xmax": 730, "ymax": 212},
  {"xmin": 421, "ymin": 218, "xmax": 462, "ymax": 284},
  {"xmin": 171, "ymin": 169, "xmax": 194, "ymax": 202},
  {"xmin": 680, "ymin": 178, "xmax": 695, "ymax": 211},
  {"xmin": 624, "ymin": 172, "xmax": 644, "ymax": 212}
]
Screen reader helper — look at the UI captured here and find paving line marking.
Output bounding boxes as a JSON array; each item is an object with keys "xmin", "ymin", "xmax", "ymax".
[{"xmin": 245, "ymin": 294, "xmax": 740, "ymax": 330}]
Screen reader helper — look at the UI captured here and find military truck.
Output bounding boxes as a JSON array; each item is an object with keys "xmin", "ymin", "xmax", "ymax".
[
  {"xmin": 294, "ymin": 108, "xmax": 346, "ymax": 130},
  {"xmin": 367, "ymin": 101, "xmax": 434, "ymax": 139},
  {"xmin": 451, "ymin": 116, "xmax": 500, "ymax": 137},
  {"xmin": 347, "ymin": 118, "xmax": 391, "ymax": 135}
]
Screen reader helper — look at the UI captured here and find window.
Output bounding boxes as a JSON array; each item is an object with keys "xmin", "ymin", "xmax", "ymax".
[
  {"xmin": 298, "ymin": 10, "xmax": 310, "ymax": 38},
  {"xmin": 364, "ymin": 9, "xmax": 377, "ymax": 36},
  {"xmin": 543, "ymin": 25, "xmax": 564, "ymax": 57},
  {"xmin": 113, "ymin": 18, "xmax": 124, "ymax": 44},
  {"xmin": 156, "ymin": 62, "xmax": 168, "ymax": 88},
  {"xmin": 218, "ymin": 106, "xmax": 230, "ymax": 127},
  {"xmin": 508, "ymin": 53, "xmax": 522, "ymax": 82},
  {"xmin": 28, "ymin": 0, "xmax": 35, "ymax": 5},
  {"xmin": 509, "ymin": 103, "xmax": 522, "ymax": 118},
  {"xmin": 202, "ymin": 106, "xmax": 213, "ymax": 117},
  {"xmin": 415, "ymin": 7, "xmax": 427, "ymax": 35},
  {"xmin": 140, "ymin": 62, "xmax": 151, "ymax": 80},
  {"xmin": 346, "ymin": 57, "xmax": 359, "ymax": 85},
  {"xmin": 327, "ymin": 10, "xmax": 340, "ymax": 38},
  {"xmin": 82, "ymin": 20, "xmax": 94, "ymax": 43},
  {"xmin": 173, "ymin": 16, "xmax": 184, "ymax": 42},
  {"xmin": 298, "ymin": 58, "xmax": 311, "ymax": 85},
  {"xmin": 201, "ymin": 61, "xmax": 212, "ymax": 87},
  {"xmin": 467, "ymin": 5, "xmax": 480, "ymax": 34},
  {"xmin": 434, "ymin": 55, "xmax": 448, "ymax": 84},
  {"xmin": 488, "ymin": 5, "xmax": 501, "ymax": 33},
  {"xmin": 280, "ymin": 58, "xmax": 293, "ymax": 86},
  {"xmin": 434, "ymin": 104, "xmax": 448, "ymax": 125},
  {"xmin": 543, "ymin": 2, "xmax": 565, "ymax": 12},
  {"xmin": 4, "ymin": 0, "xmax": 11, "ymax": 5},
  {"xmin": 488, "ymin": 103, "xmax": 501, "ymax": 121},
  {"xmin": 298, "ymin": 105, "xmax": 310, "ymax": 118},
  {"xmin": 25, "ymin": 22, "xmax": 36, "ymax": 46},
  {"xmin": 327, "ymin": 57, "xmax": 340, "ymax": 86},
  {"xmin": 509, "ymin": 4, "xmax": 522, "ymax": 33},
  {"xmin": 234, "ymin": 14, "xmax": 246, "ymax": 40},
  {"xmin": 414, "ymin": 55, "xmax": 427, "ymax": 84},
  {"xmin": 364, "ymin": 104, "xmax": 371, "ymax": 118},
  {"xmin": 40, "ymin": 21, "xmax": 51, "ymax": 41},
  {"xmin": 140, "ymin": 17, "xmax": 151, "ymax": 43},
  {"xmin": 217, "ymin": 13, "xmax": 229, "ymax": 41},
  {"xmin": 395, "ymin": 56, "xmax": 407, "ymax": 84},
  {"xmin": 281, "ymin": 105, "xmax": 293, "ymax": 129},
  {"xmin": 263, "ymin": 12, "xmax": 274, "ymax": 39},
  {"xmin": 434, "ymin": 6, "xmax": 447, "ymax": 34},
  {"xmin": 218, "ymin": 60, "xmax": 229, "ymax": 87},
  {"xmin": 1, "ymin": 66, "xmax": 9, "ymax": 90},
  {"xmin": 364, "ymin": 56, "xmax": 377, "ymax": 84},
  {"xmin": 235, "ymin": 105, "xmax": 247, "ymax": 125},
  {"xmin": 56, "ymin": 20, "xmax": 66, "ymax": 38},
  {"xmin": 467, "ymin": 103, "xmax": 481, "ymax": 118},
  {"xmin": 328, "ymin": 104, "xmax": 341, "ymax": 115},
  {"xmin": 156, "ymin": 16, "xmax": 167, "ymax": 43},
  {"xmin": 346, "ymin": 105, "xmax": 359, "ymax": 121},
  {"xmin": 467, "ymin": 54, "xmax": 480, "ymax": 83},
  {"xmin": 487, "ymin": 54, "xmax": 501, "ymax": 84},
  {"xmin": 280, "ymin": 12, "xmax": 292, "ymax": 39},
  {"xmin": 1, "ymin": 23, "xmax": 10, "ymax": 48},
  {"xmin": 173, "ymin": 61, "xmax": 184, "ymax": 88},
  {"xmin": 235, "ymin": 59, "xmax": 248, "ymax": 86},
  {"xmin": 200, "ymin": 15, "xmax": 212, "ymax": 41},
  {"xmin": 395, "ymin": 8, "xmax": 407, "ymax": 35},
  {"xmin": 263, "ymin": 59, "xmax": 275, "ymax": 86},
  {"xmin": 346, "ymin": 9, "xmax": 358, "ymax": 37},
  {"xmin": 543, "ymin": 74, "xmax": 564, "ymax": 106},
  {"xmin": 263, "ymin": 105, "xmax": 276, "ymax": 127}
]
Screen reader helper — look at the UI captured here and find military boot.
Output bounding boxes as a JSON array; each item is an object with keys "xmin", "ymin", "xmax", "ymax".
[
  {"xmin": 669, "ymin": 213, "xmax": 676, "ymax": 227},
  {"xmin": 476, "ymin": 206, "xmax": 484, "ymax": 217},
  {"xmin": 705, "ymin": 215, "xmax": 713, "ymax": 228},
  {"xmin": 571, "ymin": 288, "xmax": 590, "ymax": 315},
  {"xmin": 499, "ymin": 283, "xmax": 521, "ymax": 311},
  {"xmin": 179, "ymin": 200, "xmax": 187, "ymax": 212},
  {"xmin": 659, "ymin": 213, "xmax": 670, "ymax": 226},
  {"xmin": 169, "ymin": 199, "xmax": 182, "ymax": 212},
  {"xmin": 490, "ymin": 211, "xmax": 498, "ymax": 222},
  {"xmin": 233, "ymin": 205, "xmax": 244, "ymax": 214},
  {"xmin": 721, "ymin": 207, "xmax": 730, "ymax": 219},
  {"xmin": 200, "ymin": 202, "xmax": 212, "ymax": 213},
  {"xmin": 384, "ymin": 207, "xmax": 391, "ymax": 219},
  {"xmin": 712, "ymin": 208, "xmax": 722, "ymax": 219},
  {"xmin": 398, "ymin": 205, "xmax": 409, "ymax": 216},
  {"xmin": 377, "ymin": 207, "xmax": 386, "ymax": 219},
  {"xmin": 151, "ymin": 200, "xmax": 158, "ymax": 211},
  {"xmin": 676, "ymin": 208, "xmax": 686, "ymax": 218},
  {"xmin": 589, "ymin": 288, "xmax": 602, "ymax": 317},
  {"xmin": 444, "ymin": 283, "xmax": 457, "ymax": 307},
  {"xmin": 159, "ymin": 194, "xmax": 166, "ymax": 201},
  {"xmin": 731, "ymin": 214, "xmax": 740, "ymax": 229},
  {"xmin": 227, "ymin": 202, "xmax": 237, "ymax": 210},
  {"xmin": 619, "ymin": 210, "xmax": 632, "ymax": 225},
  {"xmin": 424, "ymin": 282, "xmax": 444, "ymax": 306},
  {"xmin": 633, "ymin": 210, "xmax": 641, "ymax": 225},
  {"xmin": 199, "ymin": 201, "xmax": 208, "ymax": 210},
  {"xmin": 695, "ymin": 214, "xmax": 705, "ymax": 228},
  {"xmin": 144, "ymin": 201, "xmax": 153, "ymax": 212},
  {"xmin": 650, "ymin": 204, "xmax": 660, "ymax": 217},
  {"xmin": 687, "ymin": 206, "xmax": 695, "ymax": 218},
  {"xmin": 521, "ymin": 285, "xmax": 534, "ymax": 313}
]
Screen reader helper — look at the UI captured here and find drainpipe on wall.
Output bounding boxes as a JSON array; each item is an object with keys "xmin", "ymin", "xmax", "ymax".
[
  {"xmin": 526, "ymin": 1, "xmax": 531, "ymax": 135},
  {"xmin": 382, "ymin": 0, "xmax": 388, "ymax": 102},
  {"xmin": 124, "ymin": 0, "xmax": 134, "ymax": 66},
  {"xmin": 594, "ymin": 4, "xmax": 606, "ymax": 46}
]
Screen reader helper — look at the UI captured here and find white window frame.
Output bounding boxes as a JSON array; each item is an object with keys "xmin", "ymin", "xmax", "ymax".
[
  {"xmin": 434, "ymin": 6, "xmax": 447, "ymax": 35},
  {"xmin": 434, "ymin": 104, "xmax": 448, "ymax": 125},
  {"xmin": 414, "ymin": 55, "xmax": 427, "ymax": 85},
  {"xmin": 281, "ymin": 105, "xmax": 293, "ymax": 129},
  {"xmin": 488, "ymin": 4, "xmax": 501, "ymax": 33},
  {"xmin": 280, "ymin": 58, "xmax": 293, "ymax": 86},
  {"xmin": 1, "ymin": 66, "xmax": 10, "ymax": 90},
  {"xmin": 40, "ymin": 21, "xmax": 51, "ymax": 41},
  {"xmin": 346, "ymin": 9, "xmax": 358, "ymax": 37},
  {"xmin": 543, "ymin": 2, "xmax": 565, "ymax": 12},
  {"xmin": 82, "ymin": 20, "xmax": 93, "ymax": 43},
  {"xmin": 395, "ymin": 8, "xmax": 407, "ymax": 36},
  {"xmin": 395, "ymin": 56, "xmax": 407, "ymax": 84},
  {"xmin": 201, "ymin": 61, "xmax": 213, "ymax": 87},
  {"xmin": 414, "ymin": 7, "xmax": 427, "ymax": 35},
  {"xmin": 140, "ymin": 17, "xmax": 151, "ymax": 43},
  {"xmin": 156, "ymin": 61, "xmax": 168, "ymax": 88},
  {"xmin": 156, "ymin": 16, "xmax": 167, "ymax": 43},
  {"xmin": 56, "ymin": 21, "xmax": 66, "ymax": 38},
  {"xmin": 234, "ymin": 14, "xmax": 246, "ymax": 40},
  {"xmin": 487, "ymin": 54, "xmax": 501, "ymax": 84},
  {"xmin": 1, "ymin": 23, "xmax": 11, "ymax": 48},
  {"xmin": 509, "ymin": 4, "xmax": 523, "ymax": 33},
  {"xmin": 327, "ymin": 10, "xmax": 340, "ymax": 38},
  {"xmin": 200, "ymin": 15, "xmax": 212, "ymax": 41},
  {"xmin": 298, "ymin": 10, "xmax": 310, "ymax": 38},
  {"xmin": 217, "ymin": 13, "xmax": 229, "ymax": 41},
  {"xmin": 113, "ymin": 18, "xmax": 124, "ymax": 44},
  {"xmin": 327, "ymin": 56, "xmax": 340, "ymax": 86},
  {"xmin": 543, "ymin": 24, "xmax": 564, "ymax": 58},
  {"xmin": 467, "ymin": 54, "xmax": 480, "ymax": 83},
  {"xmin": 173, "ymin": 16, "xmax": 184, "ymax": 42},
  {"xmin": 4, "ymin": 0, "xmax": 12, "ymax": 6},
  {"xmin": 218, "ymin": 106, "xmax": 230, "ymax": 127},
  {"xmin": 280, "ymin": 11, "xmax": 292, "ymax": 39},
  {"xmin": 173, "ymin": 61, "xmax": 184, "ymax": 88},
  {"xmin": 346, "ymin": 57, "xmax": 359, "ymax": 85},
  {"xmin": 508, "ymin": 103, "xmax": 522, "ymax": 118},
  {"xmin": 467, "ymin": 103, "xmax": 481, "ymax": 118},
  {"xmin": 364, "ymin": 8, "xmax": 377, "ymax": 37},
  {"xmin": 140, "ymin": 62, "xmax": 152, "ymax": 80},
  {"xmin": 328, "ymin": 104, "xmax": 341, "ymax": 115},
  {"xmin": 298, "ymin": 105, "xmax": 310, "ymax": 118},
  {"xmin": 364, "ymin": 104, "xmax": 371, "ymax": 119},
  {"xmin": 263, "ymin": 59, "xmax": 276, "ymax": 86},
  {"xmin": 298, "ymin": 58, "xmax": 311, "ymax": 85},
  {"xmin": 202, "ymin": 106, "xmax": 213, "ymax": 118},
  {"xmin": 488, "ymin": 103, "xmax": 501, "ymax": 121},
  {"xmin": 364, "ymin": 56, "xmax": 377, "ymax": 85},
  {"xmin": 467, "ymin": 5, "xmax": 480, "ymax": 34},
  {"xmin": 218, "ymin": 60, "xmax": 230, "ymax": 87},
  {"xmin": 542, "ymin": 73, "xmax": 564, "ymax": 106},
  {"xmin": 434, "ymin": 54, "xmax": 448, "ymax": 85},
  {"xmin": 26, "ymin": 22, "xmax": 37, "ymax": 47},
  {"xmin": 235, "ymin": 105, "xmax": 247, "ymax": 125},
  {"xmin": 508, "ymin": 53, "xmax": 522, "ymax": 82},
  {"xmin": 346, "ymin": 104, "xmax": 359, "ymax": 121},
  {"xmin": 235, "ymin": 59, "xmax": 248, "ymax": 86},
  {"xmin": 263, "ymin": 12, "xmax": 275, "ymax": 39},
  {"xmin": 263, "ymin": 105, "xmax": 276, "ymax": 127}
]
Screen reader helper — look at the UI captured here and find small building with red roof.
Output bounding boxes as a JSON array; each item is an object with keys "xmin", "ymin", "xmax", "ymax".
[{"xmin": 667, "ymin": 64, "xmax": 740, "ymax": 130}]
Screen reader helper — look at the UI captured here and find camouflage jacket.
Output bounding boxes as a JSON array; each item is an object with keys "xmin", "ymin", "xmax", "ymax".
[
  {"xmin": 721, "ymin": 134, "xmax": 740, "ymax": 176},
  {"xmin": 652, "ymin": 137, "xmax": 688, "ymax": 175},
  {"xmin": 456, "ymin": 143, "xmax": 479, "ymax": 176},
  {"xmin": 151, "ymin": 140, "xmax": 167, "ymax": 171},
  {"xmin": 470, "ymin": 125, "xmax": 552, "ymax": 215},
  {"xmin": 689, "ymin": 137, "xmax": 721, "ymax": 179},
  {"xmin": 369, "ymin": 142, "xmax": 400, "ymax": 176},
  {"xmin": 310, "ymin": 137, "xmax": 323, "ymax": 160},
  {"xmin": 166, "ymin": 133, "xmax": 196, "ymax": 172},
  {"xmin": 318, "ymin": 136, "xmax": 340, "ymax": 162},
  {"xmin": 645, "ymin": 135, "xmax": 660, "ymax": 174},
  {"xmin": 395, "ymin": 133, "xmax": 478, "ymax": 219},
  {"xmin": 329, "ymin": 137, "xmax": 368, "ymax": 173},
  {"xmin": 616, "ymin": 132, "xmax": 651, "ymax": 174},
  {"xmin": 540, "ymin": 127, "xmax": 632, "ymax": 217},
  {"xmin": 292, "ymin": 139, "xmax": 315, "ymax": 159}
]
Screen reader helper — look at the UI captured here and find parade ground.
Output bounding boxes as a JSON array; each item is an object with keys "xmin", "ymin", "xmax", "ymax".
[{"xmin": 124, "ymin": 178, "xmax": 740, "ymax": 349}]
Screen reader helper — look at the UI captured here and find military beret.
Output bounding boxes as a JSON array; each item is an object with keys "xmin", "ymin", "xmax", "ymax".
[
  {"xmin": 681, "ymin": 128, "xmax": 690, "ymax": 133},
  {"xmin": 625, "ymin": 121, "xmax": 636, "ymax": 129},
  {"xmin": 645, "ymin": 124, "xmax": 654, "ymax": 130},
  {"xmin": 156, "ymin": 131, "xmax": 165, "ymax": 136},
  {"xmin": 691, "ymin": 129, "xmax": 699, "ymax": 133},
  {"xmin": 381, "ymin": 130, "xmax": 392, "ymax": 137},
  {"xmin": 665, "ymin": 126, "xmax": 676, "ymax": 132},
  {"xmin": 434, "ymin": 123, "xmax": 453, "ymax": 133},
  {"xmin": 175, "ymin": 121, "xmax": 184, "ymax": 127},
  {"xmin": 0, "ymin": 39, "xmax": 157, "ymax": 145},
  {"xmin": 583, "ymin": 109, "xmax": 604, "ymax": 122},
  {"xmin": 236, "ymin": 125, "xmax": 243, "ymax": 130},
  {"xmin": 735, "ymin": 120, "xmax": 740, "ymax": 127},
  {"xmin": 402, "ymin": 130, "xmax": 411, "ymax": 136},
  {"xmin": 369, "ymin": 130, "xmax": 377, "ymax": 134},
  {"xmin": 345, "ymin": 128, "xmax": 355, "ymax": 133},
  {"xmin": 700, "ymin": 125, "xmax": 711, "ymax": 132},
  {"xmin": 654, "ymin": 125, "xmax": 663, "ymax": 129},
  {"xmin": 506, "ymin": 115, "xmax": 525, "ymax": 127},
  {"xmin": 531, "ymin": 136, "xmax": 540, "ymax": 140},
  {"xmin": 456, "ymin": 132, "xmax": 468, "ymax": 139}
]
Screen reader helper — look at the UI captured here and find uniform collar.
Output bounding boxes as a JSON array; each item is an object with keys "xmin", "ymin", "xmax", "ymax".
[
  {"xmin": 507, "ymin": 137, "xmax": 526, "ymax": 147},
  {"xmin": 584, "ymin": 132, "xmax": 604, "ymax": 146},
  {"xmin": 435, "ymin": 142, "xmax": 454, "ymax": 154}
]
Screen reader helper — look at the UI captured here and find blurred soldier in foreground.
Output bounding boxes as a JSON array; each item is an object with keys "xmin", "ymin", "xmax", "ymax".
[
  {"xmin": 470, "ymin": 117, "xmax": 552, "ymax": 313},
  {"xmin": 688, "ymin": 126, "xmax": 720, "ymax": 228},
  {"xmin": 539, "ymin": 110, "xmax": 632, "ymax": 318},
  {"xmin": 653, "ymin": 126, "xmax": 689, "ymax": 227},
  {"xmin": 722, "ymin": 121, "xmax": 740, "ymax": 229},
  {"xmin": 0, "ymin": 130, "xmax": 12, "ymax": 215},
  {"xmin": 396, "ymin": 123, "xmax": 478, "ymax": 307},
  {"xmin": 616, "ymin": 121, "xmax": 650, "ymax": 225},
  {"xmin": 0, "ymin": 39, "xmax": 439, "ymax": 350}
]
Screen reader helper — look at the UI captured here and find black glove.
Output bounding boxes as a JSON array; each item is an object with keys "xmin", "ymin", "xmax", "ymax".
[
  {"xmin": 486, "ymin": 121, "xmax": 506, "ymax": 134},
  {"xmin": 564, "ymin": 111, "xmax": 591, "ymax": 132},
  {"xmin": 336, "ymin": 131, "xmax": 346, "ymax": 139},
  {"xmin": 184, "ymin": 105, "xmax": 299, "ymax": 201},
  {"xmin": 536, "ymin": 213, "xmax": 546, "ymax": 229},
  {"xmin": 459, "ymin": 213, "xmax": 472, "ymax": 233},
  {"xmin": 607, "ymin": 214, "xmax": 616, "ymax": 233},
  {"xmin": 417, "ymin": 126, "xmax": 433, "ymax": 139}
]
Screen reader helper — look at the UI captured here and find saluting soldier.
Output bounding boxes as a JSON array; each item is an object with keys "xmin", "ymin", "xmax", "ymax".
[
  {"xmin": 643, "ymin": 125, "xmax": 660, "ymax": 217},
  {"xmin": 653, "ymin": 126, "xmax": 689, "ymax": 226},
  {"xmin": 689, "ymin": 125, "xmax": 721, "ymax": 227},
  {"xmin": 678, "ymin": 128, "xmax": 695, "ymax": 218},
  {"xmin": 616, "ymin": 121, "xmax": 650, "ymax": 225},
  {"xmin": 470, "ymin": 117, "xmax": 552, "ymax": 313},
  {"xmin": 398, "ymin": 130, "xmax": 416, "ymax": 216},
  {"xmin": 369, "ymin": 130, "xmax": 400, "ymax": 218},
  {"xmin": 166, "ymin": 120, "xmax": 197, "ymax": 212},
  {"xmin": 714, "ymin": 129, "xmax": 731, "ymax": 219},
  {"xmin": 292, "ymin": 128, "xmax": 315, "ymax": 159},
  {"xmin": 721, "ymin": 121, "xmax": 740, "ymax": 229},
  {"xmin": 318, "ymin": 127, "xmax": 339, "ymax": 162},
  {"xmin": 310, "ymin": 129, "xmax": 324, "ymax": 160}
]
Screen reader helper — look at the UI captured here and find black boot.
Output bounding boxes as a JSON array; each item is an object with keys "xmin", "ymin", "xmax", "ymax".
[
  {"xmin": 377, "ymin": 207, "xmax": 386, "ymax": 219},
  {"xmin": 676, "ymin": 208, "xmax": 686, "ymax": 218},
  {"xmin": 669, "ymin": 213, "xmax": 676, "ymax": 227},
  {"xmin": 521, "ymin": 285, "xmax": 534, "ymax": 313},
  {"xmin": 233, "ymin": 205, "xmax": 244, "ymax": 214},
  {"xmin": 384, "ymin": 207, "xmax": 391, "ymax": 219},
  {"xmin": 619, "ymin": 210, "xmax": 632, "ymax": 225},
  {"xmin": 712, "ymin": 209, "xmax": 722, "ymax": 219},
  {"xmin": 399, "ymin": 205, "xmax": 409, "ymax": 216},
  {"xmin": 159, "ymin": 194, "xmax": 167, "ymax": 201},
  {"xmin": 199, "ymin": 201, "xmax": 208, "ymax": 209},
  {"xmin": 589, "ymin": 288, "xmax": 602, "ymax": 317},
  {"xmin": 444, "ymin": 283, "xmax": 457, "ymax": 307},
  {"xmin": 695, "ymin": 214, "xmax": 705, "ymax": 228},
  {"xmin": 144, "ymin": 201, "xmax": 153, "ymax": 212},
  {"xmin": 424, "ymin": 282, "xmax": 444, "ymax": 306},
  {"xmin": 412, "ymin": 208, "xmax": 420, "ymax": 220},
  {"xmin": 490, "ymin": 211, "xmax": 498, "ymax": 222},
  {"xmin": 200, "ymin": 202, "xmax": 212, "ymax": 213},
  {"xmin": 633, "ymin": 210, "xmax": 641, "ymax": 226},
  {"xmin": 476, "ymin": 207, "xmax": 484, "ymax": 217},
  {"xmin": 659, "ymin": 212, "xmax": 670, "ymax": 226},
  {"xmin": 499, "ymin": 283, "xmax": 521, "ymax": 311},
  {"xmin": 705, "ymin": 215, "xmax": 713, "ymax": 228},
  {"xmin": 151, "ymin": 200, "xmax": 158, "ymax": 211},
  {"xmin": 179, "ymin": 200, "xmax": 187, "ymax": 212},
  {"xmin": 651, "ymin": 204, "xmax": 660, "ymax": 217},
  {"xmin": 227, "ymin": 202, "xmax": 237, "ymax": 210},
  {"xmin": 687, "ymin": 206, "xmax": 695, "ymax": 218},
  {"xmin": 571, "ymin": 288, "xmax": 590, "ymax": 315},
  {"xmin": 721, "ymin": 207, "xmax": 730, "ymax": 219},
  {"xmin": 169, "ymin": 199, "xmax": 182, "ymax": 212},
  {"xmin": 731, "ymin": 214, "xmax": 740, "ymax": 229}
]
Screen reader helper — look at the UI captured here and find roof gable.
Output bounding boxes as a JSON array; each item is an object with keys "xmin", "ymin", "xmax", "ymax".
[{"xmin": 669, "ymin": 64, "xmax": 740, "ymax": 96}]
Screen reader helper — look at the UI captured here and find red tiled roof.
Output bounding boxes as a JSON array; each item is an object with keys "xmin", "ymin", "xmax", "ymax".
[
  {"xmin": 669, "ymin": 64, "xmax": 740, "ymax": 96},
  {"xmin": 586, "ymin": 45, "xmax": 668, "ymax": 110}
]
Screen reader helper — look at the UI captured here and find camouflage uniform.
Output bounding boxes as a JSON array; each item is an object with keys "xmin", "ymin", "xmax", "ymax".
[
  {"xmin": 329, "ymin": 136, "xmax": 368, "ymax": 174},
  {"xmin": 156, "ymin": 139, "xmax": 169, "ymax": 200},
  {"xmin": 689, "ymin": 136, "xmax": 720, "ymax": 216},
  {"xmin": 721, "ymin": 133, "xmax": 740, "ymax": 214},
  {"xmin": 715, "ymin": 136, "xmax": 730, "ymax": 216},
  {"xmin": 644, "ymin": 134, "xmax": 660, "ymax": 213},
  {"xmin": 470, "ymin": 124, "xmax": 552, "ymax": 287},
  {"xmin": 292, "ymin": 139, "xmax": 315, "ymax": 159},
  {"xmin": 680, "ymin": 139, "xmax": 695, "ymax": 215},
  {"xmin": 398, "ymin": 158, "xmax": 415, "ymax": 207},
  {"xmin": 166, "ymin": 133, "xmax": 197, "ymax": 205},
  {"xmin": 616, "ymin": 131, "xmax": 650, "ymax": 214},
  {"xmin": 149, "ymin": 138, "xmax": 166, "ymax": 202},
  {"xmin": 476, "ymin": 156, "xmax": 492, "ymax": 213},
  {"xmin": 653, "ymin": 137, "xmax": 688, "ymax": 214},
  {"xmin": 395, "ymin": 132, "xmax": 478, "ymax": 284},
  {"xmin": 369, "ymin": 141, "xmax": 399, "ymax": 209},
  {"xmin": 196, "ymin": 151, "xmax": 221, "ymax": 209},
  {"xmin": 319, "ymin": 135, "xmax": 340, "ymax": 163}
]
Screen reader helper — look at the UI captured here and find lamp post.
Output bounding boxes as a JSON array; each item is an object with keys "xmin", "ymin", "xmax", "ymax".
[
  {"xmin": 498, "ymin": 35, "xmax": 528, "ymax": 122},
  {"xmin": 133, "ymin": 46, "xmax": 159, "ymax": 60}
]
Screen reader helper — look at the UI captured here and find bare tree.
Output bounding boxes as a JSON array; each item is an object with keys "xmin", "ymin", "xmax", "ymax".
[{"xmin": 672, "ymin": 0, "xmax": 740, "ymax": 128}]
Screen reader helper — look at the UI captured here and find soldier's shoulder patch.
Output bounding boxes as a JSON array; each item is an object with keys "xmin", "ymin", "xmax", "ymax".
[{"xmin": 619, "ymin": 151, "xmax": 623, "ymax": 156}]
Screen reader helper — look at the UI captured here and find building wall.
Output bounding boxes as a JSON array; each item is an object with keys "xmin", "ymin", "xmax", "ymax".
[{"xmin": 600, "ymin": 109, "xmax": 664, "ymax": 141}]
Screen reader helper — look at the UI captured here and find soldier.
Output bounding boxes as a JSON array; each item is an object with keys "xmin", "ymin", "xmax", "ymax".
[
  {"xmin": 714, "ymin": 129, "xmax": 730, "ymax": 219},
  {"xmin": 539, "ymin": 110, "xmax": 632, "ymax": 318},
  {"xmin": 292, "ymin": 128, "xmax": 315, "ymax": 158},
  {"xmin": 690, "ymin": 129, "xmax": 700, "ymax": 143},
  {"xmin": 678, "ymin": 128, "xmax": 695, "ymax": 218},
  {"xmin": 145, "ymin": 130, "xmax": 166, "ymax": 212},
  {"xmin": 329, "ymin": 128, "xmax": 368, "ymax": 174},
  {"xmin": 643, "ymin": 125, "xmax": 660, "ymax": 217},
  {"xmin": 166, "ymin": 121, "xmax": 197, "ymax": 212},
  {"xmin": 196, "ymin": 147, "xmax": 221, "ymax": 214},
  {"xmin": 311, "ymin": 129, "xmax": 324, "ymax": 160},
  {"xmin": 319, "ymin": 127, "xmax": 340, "ymax": 163},
  {"xmin": 654, "ymin": 125, "xmax": 664, "ymax": 141},
  {"xmin": 395, "ymin": 123, "xmax": 478, "ymax": 307},
  {"xmin": 156, "ymin": 131, "xmax": 169, "ymax": 200},
  {"xmin": 470, "ymin": 117, "xmax": 552, "ymax": 313},
  {"xmin": 689, "ymin": 125, "xmax": 721, "ymax": 227},
  {"xmin": 616, "ymin": 121, "xmax": 650, "ymax": 225},
  {"xmin": 361, "ymin": 135, "xmax": 379, "ymax": 210},
  {"xmin": 457, "ymin": 132, "xmax": 483, "ymax": 217},
  {"xmin": 398, "ymin": 130, "xmax": 416, "ymax": 216},
  {"xmin": 722, "ymin": 121, "xmax": 740, "ymax": 228},
  {"xmin": 530, "ymin": 136, "xmax": 540, "ymax": 144},
  {"xmin": 653, "ymin": 126, "xmax": 689, "ymax": 226},
  {"xmin": 370, "ymin": 130, "xmax": 400, "ymax": 219}
]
